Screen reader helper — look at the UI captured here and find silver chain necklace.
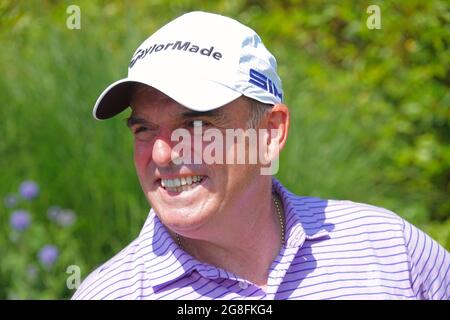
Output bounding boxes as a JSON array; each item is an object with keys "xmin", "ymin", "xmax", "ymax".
[{"xmin": 176, "ymin": 192, "xmax": 285, "ymax": 248}]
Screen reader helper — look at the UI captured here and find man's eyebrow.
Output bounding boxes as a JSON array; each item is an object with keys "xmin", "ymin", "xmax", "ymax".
[
  {"xmin": 126, "ymin": 109, "xmax": 226, "ymax": 128},
  {"xmin": 180, "ymin": 109, "xmax": 225, "ymax": 121},
  {"xmin": 126, "ymin": 115, "xmax": 151, "ymax": 128}
]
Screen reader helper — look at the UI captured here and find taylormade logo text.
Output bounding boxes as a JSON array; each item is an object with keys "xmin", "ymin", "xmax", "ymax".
[{"xmin": 129, "ymin": 40, "xmax": 223, "ymax": 68}]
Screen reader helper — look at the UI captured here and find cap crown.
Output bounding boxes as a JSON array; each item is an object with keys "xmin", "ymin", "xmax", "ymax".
[{"xmin": 128, "ymin": 11, "xmax": 283, "ymax": 105}]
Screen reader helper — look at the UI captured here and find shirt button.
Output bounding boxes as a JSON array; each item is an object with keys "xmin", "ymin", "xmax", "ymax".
[{"xmin": 238, "ymin": 281, "xmax": 248, "ymax": 289}]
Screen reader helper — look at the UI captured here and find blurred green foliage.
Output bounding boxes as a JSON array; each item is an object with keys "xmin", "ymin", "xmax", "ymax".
[{"xmin": 0, "ymin": 0, "xmax": 449, "ymax": 299}]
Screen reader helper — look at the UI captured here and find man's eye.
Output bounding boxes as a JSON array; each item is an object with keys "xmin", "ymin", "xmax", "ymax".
[
  {"xmin": 131, "ymin": 126, "xmax": 156, "ymax": 141},
  {"xmin": 133, "ymin": 126, "xmax": 148, "ymax": 134}
]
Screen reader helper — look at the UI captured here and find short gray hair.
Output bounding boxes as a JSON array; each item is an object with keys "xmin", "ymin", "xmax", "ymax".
[{"xmin": 244, "ymin": 97, "xmax": 274, "ymax": 128}]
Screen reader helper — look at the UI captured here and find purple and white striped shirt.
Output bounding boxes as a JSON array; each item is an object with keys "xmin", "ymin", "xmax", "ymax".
[{"xmin": 72, "ymin": 178, "xmax": 450, "ymax": 300}]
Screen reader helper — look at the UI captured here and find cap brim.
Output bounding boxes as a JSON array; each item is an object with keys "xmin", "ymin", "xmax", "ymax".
[{"xmin": 92, "ymin": 76, "xmax": 242, "ymax": 120}]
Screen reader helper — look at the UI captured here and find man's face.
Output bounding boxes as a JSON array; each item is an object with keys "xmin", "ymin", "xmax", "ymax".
[{"xmin": 128, "ymin": 87, "xmax": 265, "ymax": 236}]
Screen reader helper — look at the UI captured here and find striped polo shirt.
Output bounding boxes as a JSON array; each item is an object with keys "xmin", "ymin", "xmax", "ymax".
[{"xmin": 72, "ymin": 178, "xmax": 450, "ymax": 300}]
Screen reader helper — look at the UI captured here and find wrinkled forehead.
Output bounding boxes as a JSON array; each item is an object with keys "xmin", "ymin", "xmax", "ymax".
[{"xmin": 129, "ymin": 85, "xmax": 196, "ymax": 122}]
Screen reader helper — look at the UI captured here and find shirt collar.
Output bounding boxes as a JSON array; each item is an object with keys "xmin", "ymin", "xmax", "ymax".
[
  {"xmin": 138, "ymin": 211, "xmax": 239, "ymax": 289},
  {"xmin": 138, "ymin": 210, "xmax": 199, "ymax": 288},
  {"xmin": 272, "ymin": 177, "xmax": 330, "ymax": 248}
]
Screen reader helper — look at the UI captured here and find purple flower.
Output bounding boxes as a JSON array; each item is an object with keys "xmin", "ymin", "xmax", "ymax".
[
  {"xmin": 4, "ymin": 193, "xmax": 19, "ymax": 208},
  {"xmin": 10, "ymin": 210, "xmax": 31, "ymax": 231},
  {"xmin": 38, "ymin": 245, "xmax": 59, "ymax": 268},
  {"xmin": 55, "ymin": 209, "xmax": 76, "ymax": 227},
  {"xmin": 19, "ymin": 180, "xmax": 39, "ymax": 200}
]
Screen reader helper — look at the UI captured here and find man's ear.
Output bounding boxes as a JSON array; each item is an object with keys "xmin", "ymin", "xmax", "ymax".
[
  {"xmin": 257, "ymin": 103, "xmax": 290, "ymax": 176},
  {"xmin": 265, "ymin": 103, "xmax": 290, "ymax": 161}
]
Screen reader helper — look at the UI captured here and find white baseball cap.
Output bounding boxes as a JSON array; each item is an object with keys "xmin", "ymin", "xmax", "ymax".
[{"xmin": 93, "ymin": 11, "xmax": 283, "ymax": 120}]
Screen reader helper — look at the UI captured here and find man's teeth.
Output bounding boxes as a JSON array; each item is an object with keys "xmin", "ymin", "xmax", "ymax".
[{"xmin": 161, "ymin": 175, "xmax": 204, "ymax": 191}]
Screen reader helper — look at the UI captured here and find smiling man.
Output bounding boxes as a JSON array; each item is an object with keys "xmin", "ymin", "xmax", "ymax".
[{"xmin": 73, "ymin": 11, "xmax": 449, "ymax": 300}]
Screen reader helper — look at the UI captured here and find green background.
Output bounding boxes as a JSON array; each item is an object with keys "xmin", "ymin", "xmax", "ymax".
[{"xmin": 0, "ymin": 0, "xmax": 449, "ymax": 299}]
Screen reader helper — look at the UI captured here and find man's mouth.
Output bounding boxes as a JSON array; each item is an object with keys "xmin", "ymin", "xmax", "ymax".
[{"xmin": 159, "ymin": 175, "xmax": 206, "ymax": 193}]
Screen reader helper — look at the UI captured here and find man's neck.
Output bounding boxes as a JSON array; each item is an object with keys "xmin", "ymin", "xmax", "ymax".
[{"xmin": 176, "ymin": 183, "xmax": 283, "ymax": 288}]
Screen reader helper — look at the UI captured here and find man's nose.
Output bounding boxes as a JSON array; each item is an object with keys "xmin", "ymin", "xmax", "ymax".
[{"xmin": 152, "ymin": 136, "xmax": 175, "ymax": 167}]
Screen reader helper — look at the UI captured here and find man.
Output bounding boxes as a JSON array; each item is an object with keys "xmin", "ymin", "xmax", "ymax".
[{"xmin": 73, "ymin": 11, "xmax": 449, "ymax": 300}]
